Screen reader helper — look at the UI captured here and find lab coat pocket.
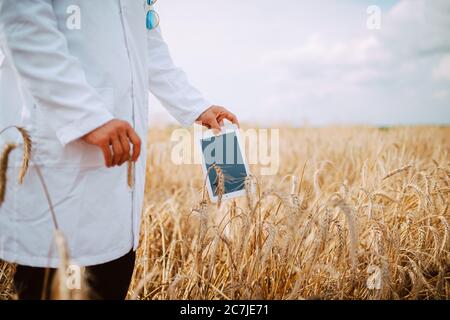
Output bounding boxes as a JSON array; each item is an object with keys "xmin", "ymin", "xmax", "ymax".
[
  {"xmin": 31, "ymin": 87, "xmax": 115, "ymax": 167},
  {"xmin": 32, "ymin": 87, "xmax": 115, "ymax": 140}
]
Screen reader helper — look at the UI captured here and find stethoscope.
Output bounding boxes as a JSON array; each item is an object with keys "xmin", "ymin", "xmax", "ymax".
[{"xmin": 146, "ymin": 0, "xmax": 160, "ymax": 30}]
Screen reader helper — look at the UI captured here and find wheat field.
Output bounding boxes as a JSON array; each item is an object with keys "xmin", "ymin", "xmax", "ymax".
[{"xmin": 1, "ymin": 126, "xmax": 449, "ymax": 300}]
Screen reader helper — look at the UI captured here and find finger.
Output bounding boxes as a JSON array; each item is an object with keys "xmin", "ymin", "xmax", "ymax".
[
  {"xmin": 223, "ymin": 111, "xmax": 240, "ymax": 127},
  {"xmin": 118, "ymin": 133, "xmax": 131, "ymax": 165},
  {"xmin": 101, "ymin": 144, "xmax": 113, "ymax": 168},
  {"xmin": 127, "ymin": 128, "xmax": 142, "ymax": 162},
  {"xmin": 111, "ymin": 136, "xmax": 123, "ymax": 166},
  {"xmin": 217, "ymin": 113, "xmax": 227, "ymax": 124},
  {"xmin": 207, "ymin": 116, "xmax": 221, "ymax": 134}
]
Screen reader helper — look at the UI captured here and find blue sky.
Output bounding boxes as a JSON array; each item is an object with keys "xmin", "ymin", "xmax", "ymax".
[{"xmin": 149, "ymin": 0, "xmax": 450, "ymax": 126}]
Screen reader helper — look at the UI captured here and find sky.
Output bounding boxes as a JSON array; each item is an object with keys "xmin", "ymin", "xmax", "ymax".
[{"xmin": 149, "ymin": 0, "xmax": 450, "ymax": 126}]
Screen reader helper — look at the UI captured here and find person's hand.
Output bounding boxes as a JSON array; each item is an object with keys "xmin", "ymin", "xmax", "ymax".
[
  {"xmin": 196, "ymin": 105, "xmax": 239, "ymax": 132},
  {"xmin": 81, "ymin": 119, "xmax": 141, "ymax": 168}
]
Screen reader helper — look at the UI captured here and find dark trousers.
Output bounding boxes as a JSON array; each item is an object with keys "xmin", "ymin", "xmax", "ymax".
[{"xmin": 13, "ymin": 250, "xmax": 136, "ymax": 300}]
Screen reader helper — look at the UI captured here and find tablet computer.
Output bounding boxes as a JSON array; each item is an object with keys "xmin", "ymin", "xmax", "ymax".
[{"xmin": 196, "ymin": 124, "xmax": 250, "ymax": 203}]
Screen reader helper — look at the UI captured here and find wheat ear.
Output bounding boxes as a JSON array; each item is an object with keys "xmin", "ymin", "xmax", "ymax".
[
  {"xmin": 382, "ymin": 164, "xmax": 412, "ymax": 181},
  {"xmin": 16, "ymin": 127, "xmax": 31, "ymax": 184},
  {"xmin": 0, "ymin": 144, "xmax": 17, "ymax": 205},
  {"xmin": 211, "ymin": 163, "xmax": 224, "ymax": 208},
  {"xmin": 201, "ymin": 163, "xmax": 225, "ymax": 208},
  {"xmin": 0, "ymin": 126, "xmax": 32, "ymax": 184}
]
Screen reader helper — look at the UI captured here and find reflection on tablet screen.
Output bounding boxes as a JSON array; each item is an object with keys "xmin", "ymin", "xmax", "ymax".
[{"xmin": 201, "ymin": 132, "xmax": 248, "ymax": 196}]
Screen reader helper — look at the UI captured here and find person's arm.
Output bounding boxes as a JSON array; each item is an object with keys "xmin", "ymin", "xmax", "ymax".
[
  {"xmin": 0, "ymin": 0, "xmax": 139, "ymax": 167},
  {"xmin": 147, "ymin": 27, "xmax": 238, "ymax": 130}
]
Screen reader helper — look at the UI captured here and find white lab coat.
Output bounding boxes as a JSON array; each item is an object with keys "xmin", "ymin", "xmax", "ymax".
[{"xmin": 0, "ymin": 0, "xmax": 209, "ymax": 267}]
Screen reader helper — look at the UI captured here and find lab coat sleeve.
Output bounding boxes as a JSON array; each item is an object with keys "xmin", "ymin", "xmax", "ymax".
[
  {"xmin": 147, "ymin": 27, "xmax": 211, "ymax": 126},
  {"xmin": 0, "ymin": 0, "xmax": 114, "ymax": 146}
]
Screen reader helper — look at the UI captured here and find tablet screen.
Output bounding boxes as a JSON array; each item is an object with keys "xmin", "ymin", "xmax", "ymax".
[{"xmin": 201, "ymin": 131, "xmax": 248, "ymax": 196}]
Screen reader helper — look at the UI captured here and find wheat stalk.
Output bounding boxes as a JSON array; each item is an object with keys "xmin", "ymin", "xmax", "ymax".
[
  {"xmin": 244, "ymin": 174, "xmax": 255, "ymax": 210},
  {"xmin": 127, "ymin": 157, "xmax": 134, "ymax": 188},
  {"xmin": 51, "ymin": 230, "xmax": 71, "ymax": 300}
]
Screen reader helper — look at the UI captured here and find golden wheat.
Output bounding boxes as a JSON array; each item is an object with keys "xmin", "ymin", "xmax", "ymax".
[
  {"xmin": 0, "ymin": 126, "xmax": 32, "ymax": 208},
  {"xmin": 0, "ymin": 144, "xmax": 17, "ymax": 205},
  {"xmin": 15, "ymin": 127, "xmax": 31, "ymax": 185},
  {"xmin": 128, "ymin": 126, "xmax": 450, "ymax": 300},
  {"xmin": 127, "ymin": 157, "xmax": 134, "ymax": 189},
  {"xmin": 210, "ymin": 163, "xmax": 224, "ymax": 208},
  {"xmin": 1, "ymin": 126, "xmax": 449, "ymax": 300}
]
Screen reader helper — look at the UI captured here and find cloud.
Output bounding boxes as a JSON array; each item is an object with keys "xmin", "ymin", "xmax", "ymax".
[
  {"xmin": 261, "ymin": 34, "xmax": 387, "ymax": 93},
  {"xmin": 433, "ymin": 54, "xmax": 450, "ymax": 81},
  {"xmin": 433, "ymin": 89, "xmax": 448, "ymax": 100},
  {"xmin": 259, "ymin": 0, "xmax": 450, "ymax": 125},
  {"xmin": 147, "ymin": 0, "xmax": 449, "ymax": 126},
  {"xmin": 264, "ymin": 0, "xmax": 450, "ymax": 82}
]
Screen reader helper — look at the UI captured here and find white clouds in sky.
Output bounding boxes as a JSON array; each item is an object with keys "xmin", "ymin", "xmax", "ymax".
[
  {"xmin": 433, "ymin": 55, "xmax": 450, "ymax": 81},
  {"xmin": 150, "ymin": 0, "xmax": 450, "ymax": 126}
]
